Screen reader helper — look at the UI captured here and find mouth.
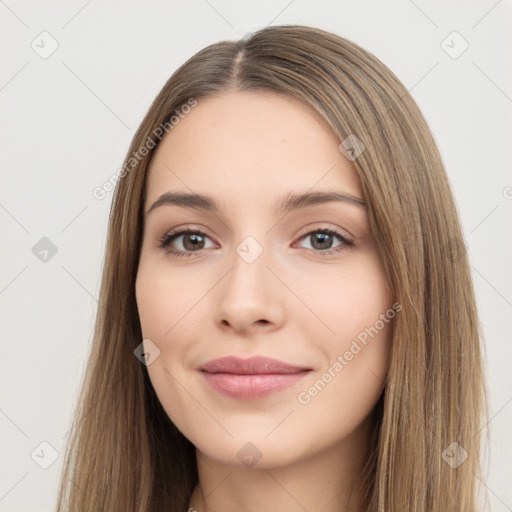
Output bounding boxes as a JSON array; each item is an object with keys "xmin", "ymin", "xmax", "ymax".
[{"xmin": 199, "ymin": 356, "xmax": 312, "ymax": 399}]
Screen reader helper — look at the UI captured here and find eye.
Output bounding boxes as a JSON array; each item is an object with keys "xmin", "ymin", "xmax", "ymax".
[
  {"xmin": 158, "ymin": 227, "xmax": 215, "ymax": 258},
  {"xmin": 294, "ymin": 227, "xmax": 354, "ymax": 255}
]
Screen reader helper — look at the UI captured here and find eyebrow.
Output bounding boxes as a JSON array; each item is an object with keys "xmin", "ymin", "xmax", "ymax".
[{"xmin": 146, "ymin": 190, "xmax": 366, "ymax": 216}]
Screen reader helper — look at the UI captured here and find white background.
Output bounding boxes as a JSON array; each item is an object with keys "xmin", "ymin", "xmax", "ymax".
[{"xmin": 1, "ymin": 1, "xmax": 511, "ymax": 510}]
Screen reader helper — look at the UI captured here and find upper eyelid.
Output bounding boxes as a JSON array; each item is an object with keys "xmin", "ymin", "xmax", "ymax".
[{"xmin": 295, "ymin": 223, "xmax": 351, "ymax": 239}]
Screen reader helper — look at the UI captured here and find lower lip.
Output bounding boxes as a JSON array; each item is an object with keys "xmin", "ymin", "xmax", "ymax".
[{"xmin": 201, "ymin": 371, "xmax": 311, "ymax": 399}]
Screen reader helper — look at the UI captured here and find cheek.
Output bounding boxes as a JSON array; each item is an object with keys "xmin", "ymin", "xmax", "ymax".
[
  {"xmin": 135, "ymin": 258, "xmax": 201, "ymax": 341},
  {"xmin": 296, "ymin": 252, "xmax": 393, "ymax": 345},
  {"xmin": 293, "ymin": 252, "xmax": 393, "ymax": 409},
  {"xmin": 291, "ymin": 268, "xmax": 393, "ymax": 452},
  {"xmin": 135, "ymin": 262, "xmax": 200, "ymax": 431},
  {"xmin": 135, "ymin": 257, "xmax": 210, "ymax": 407}
]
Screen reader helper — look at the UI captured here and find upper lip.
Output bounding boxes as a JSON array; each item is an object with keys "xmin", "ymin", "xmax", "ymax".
[{"xmin": 199, "ymin": 356, "xmax": 311, "ymax": 375}]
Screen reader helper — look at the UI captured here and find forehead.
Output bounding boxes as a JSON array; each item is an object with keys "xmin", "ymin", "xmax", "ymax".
[{"xmin": 145, "ymin": 91, "xmax": 363, "ymax": 208}]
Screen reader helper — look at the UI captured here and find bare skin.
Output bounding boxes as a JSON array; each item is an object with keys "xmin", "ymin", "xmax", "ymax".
[{"xmin": 135, "ymin": 90, "xmax": 394, "ymax": 512}]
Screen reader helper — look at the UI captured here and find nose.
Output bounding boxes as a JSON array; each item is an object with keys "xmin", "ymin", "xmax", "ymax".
[{"xmin": 214, "ymin": 237, "xmax": 286, "ymax": 336}]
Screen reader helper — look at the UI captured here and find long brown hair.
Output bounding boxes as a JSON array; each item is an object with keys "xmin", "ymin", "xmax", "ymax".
[{"xmin": 55, "ymin": 24, "xmax": 488, "ymax": 511}]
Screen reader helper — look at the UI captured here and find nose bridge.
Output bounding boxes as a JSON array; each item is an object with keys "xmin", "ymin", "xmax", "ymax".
[
  {"xmin": 213, "ymin": 231, "xmax": 283, "ymax": 330},
  {"xmin": 227, "ymin": 233, "xmax": 270, "ymax": 294},
  {"xmin": 235, "ymin": 234, "xmax": 266, "ymax": 267}
]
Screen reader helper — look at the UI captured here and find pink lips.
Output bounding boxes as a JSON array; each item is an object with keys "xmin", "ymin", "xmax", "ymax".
[{"xmin": 199, "ymin": 356, "xmax": 312, "ymax": 399}]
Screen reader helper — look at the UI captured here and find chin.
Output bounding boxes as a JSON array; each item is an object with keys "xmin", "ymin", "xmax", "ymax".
[{"xmin": 191, "ymin": 430, "xmax": 315, "ymax": 471}]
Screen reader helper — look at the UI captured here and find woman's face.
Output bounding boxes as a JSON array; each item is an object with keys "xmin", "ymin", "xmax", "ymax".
[{"xmin": 136, "ymin": 90, "xmax": 394, "ymax": 469}]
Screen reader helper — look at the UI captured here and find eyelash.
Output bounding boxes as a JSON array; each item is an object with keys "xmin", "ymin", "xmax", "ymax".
[{"xmin": 157, "ymin": 225, "xmax": 354, "ymax": 258}]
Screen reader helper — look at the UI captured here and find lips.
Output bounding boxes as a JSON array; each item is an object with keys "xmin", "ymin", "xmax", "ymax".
[
  {"xmin": 199, "ymin": 355, "xmax": 311, "ymax": 374},
  {"xmin": 199, "ymin": 356, "xmax": 312, "ymax": 399}
]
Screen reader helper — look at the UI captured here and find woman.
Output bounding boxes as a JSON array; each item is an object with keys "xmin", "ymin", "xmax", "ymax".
[{"xmin": 56, "ymin": 25, "xmax": 487, "ymax": 511}]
